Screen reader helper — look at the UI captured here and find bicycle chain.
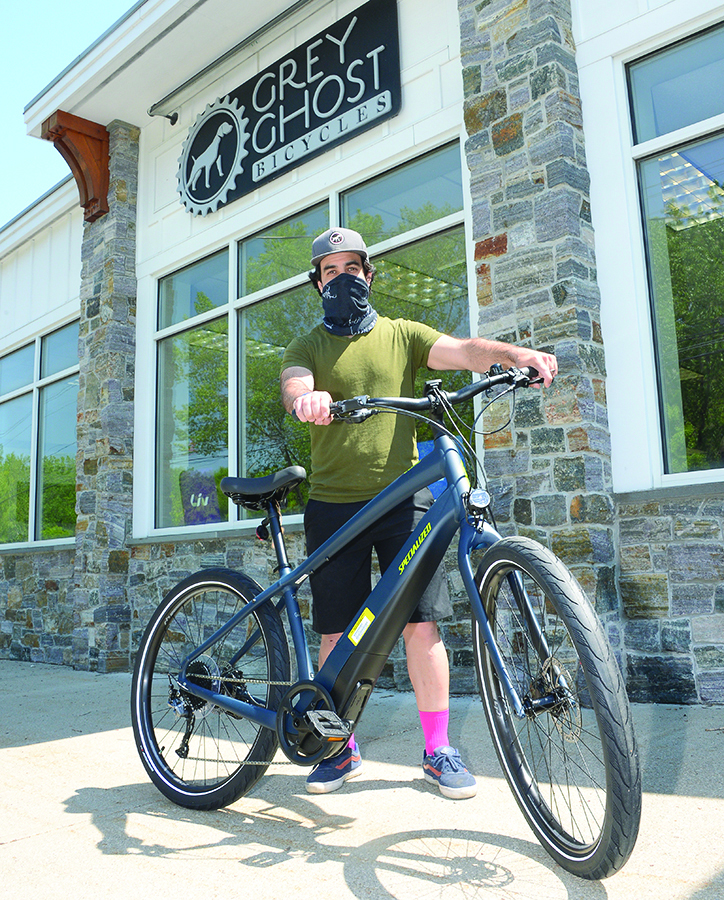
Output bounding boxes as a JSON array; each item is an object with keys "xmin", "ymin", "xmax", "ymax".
[
  {"xmin": 181, "ymin": 671, "xmax": 295, "ymax": 687},
  {"xmin": 174, "ymin": 671, "xmax": 301, "ymax": 766}
]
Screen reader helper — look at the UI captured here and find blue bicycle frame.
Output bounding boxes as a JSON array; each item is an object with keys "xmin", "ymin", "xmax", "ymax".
[{"xmin": 175, "ymin": 428, "xmax": 529, "ymax": 729}]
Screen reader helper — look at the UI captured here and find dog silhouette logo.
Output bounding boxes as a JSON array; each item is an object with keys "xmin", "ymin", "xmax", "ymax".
[{"xmin": 178, "ymin": 97, "xmax": 250, "ymax": 216}]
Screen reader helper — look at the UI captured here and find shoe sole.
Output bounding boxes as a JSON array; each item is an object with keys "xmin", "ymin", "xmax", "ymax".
[
  {"xmin": 305, "ymin": 763, "xmax": 362, "ymax": 794},
  {"xmin": 424, "ymin": 771, "xmax": 477, "ymax": 800}
]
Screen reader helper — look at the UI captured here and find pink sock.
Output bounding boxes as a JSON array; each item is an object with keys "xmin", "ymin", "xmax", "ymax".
[
  {"xmin": 419, "ymin": 709, "xmax": 449, "ymax": 755},
  {"xmin": 347, "ymin": 733, "xmax": 356, "ymax": 751}
]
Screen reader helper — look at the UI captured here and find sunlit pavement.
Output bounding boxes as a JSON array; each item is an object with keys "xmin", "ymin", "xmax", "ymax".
[{"xmin": 2, "ymin": 659, "xmax": 723, "ymax": 899}]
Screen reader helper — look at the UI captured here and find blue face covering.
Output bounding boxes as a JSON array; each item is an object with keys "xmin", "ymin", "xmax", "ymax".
[{"xmin": 321, "ymin": 272, "xmax": 378, "ymax": 336}]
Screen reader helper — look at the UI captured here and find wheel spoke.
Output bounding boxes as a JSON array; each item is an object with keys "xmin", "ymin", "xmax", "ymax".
[
  {"xmin": 131, "ymin": 571, "xmax": 290, "ymax": 810},
  {"xmin": 473, "ymin": 537, "xmax": 641, "ymax": 879}
]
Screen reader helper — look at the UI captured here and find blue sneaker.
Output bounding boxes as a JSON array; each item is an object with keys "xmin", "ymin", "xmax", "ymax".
[
  {"xmin": 305, "ymin": 743, "xmax": 362, "ymax": 794},
  {"xmin": 422, "ymin": 746, "xmax": 477, "ymax": 799}
]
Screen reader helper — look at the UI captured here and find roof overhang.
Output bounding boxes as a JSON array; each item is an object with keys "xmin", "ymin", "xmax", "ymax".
[{"xmin": 24, "ymin": 0, "xmax": 318, "ymax": 137}]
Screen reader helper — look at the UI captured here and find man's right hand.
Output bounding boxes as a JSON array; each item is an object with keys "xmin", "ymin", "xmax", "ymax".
[{"xmin": 293, "ymin": 390, "xmax": 334, "ymax": 426}]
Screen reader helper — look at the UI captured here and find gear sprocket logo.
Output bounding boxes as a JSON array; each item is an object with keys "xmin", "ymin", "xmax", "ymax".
[{"xmin": 177, "ymin": 97, "xmax": 250, "ymax": 216}]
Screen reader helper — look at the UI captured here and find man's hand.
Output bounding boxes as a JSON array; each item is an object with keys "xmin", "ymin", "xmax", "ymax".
[
  {"xmin": 293, "ymin": 390, "xmax": 334, "ymax": 426},
  {"xmin": 510, "ymin": 346, "xmax": 558, "ymax": 387},
  {"xmin": 282, "ymin": 366, "xmax": 334, "ymax": 425}
]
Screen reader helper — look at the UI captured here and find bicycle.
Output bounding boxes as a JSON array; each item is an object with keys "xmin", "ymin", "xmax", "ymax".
[{"xmin": 131, "ymin": 365, "xmax": 641, "ymax": 880}]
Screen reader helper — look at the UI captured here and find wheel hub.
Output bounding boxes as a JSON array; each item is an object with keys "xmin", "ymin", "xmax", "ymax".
[{"xmin": 181, "ymin": 655, "xmax": 221, "ymax": 719}]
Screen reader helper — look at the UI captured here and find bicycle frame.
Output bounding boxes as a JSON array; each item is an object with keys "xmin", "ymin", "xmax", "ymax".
[{"xmin": 175, "ymin": 427, "xmax": 531, "ymax": 731}]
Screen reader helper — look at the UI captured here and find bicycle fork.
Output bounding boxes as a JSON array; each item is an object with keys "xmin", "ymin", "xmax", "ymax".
[{"xmin": 458, "ymin": 525, "xmax": 565, "ymax": 721}]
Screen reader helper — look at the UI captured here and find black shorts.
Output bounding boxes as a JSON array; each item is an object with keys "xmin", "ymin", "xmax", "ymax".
[{"xmin": 304, "ymin": 488, "xmax": 452, "ymax": 635}]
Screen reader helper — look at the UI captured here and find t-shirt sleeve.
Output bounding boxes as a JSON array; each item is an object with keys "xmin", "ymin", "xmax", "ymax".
[
  {"xmin": 406, "ymin": 320, "xmax": 443, "ymax": 370},
  {"xmin": 281, "ymin": 335, "xmax": 314, "ymax": 376}
]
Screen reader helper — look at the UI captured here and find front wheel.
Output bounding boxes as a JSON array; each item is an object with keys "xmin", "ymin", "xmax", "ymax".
[
  {"xmin": 472, "ymin": 537, "xmax": 641, "ymax": 879},
  {"xmin": 131, "ymin": 568, "xmax": 290, "ymax": 810}
]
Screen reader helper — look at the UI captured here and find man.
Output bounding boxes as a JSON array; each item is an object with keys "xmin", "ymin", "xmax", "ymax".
[{"xmin": 280, "ymin": 227, "xmax": 557, "ymax": 799}]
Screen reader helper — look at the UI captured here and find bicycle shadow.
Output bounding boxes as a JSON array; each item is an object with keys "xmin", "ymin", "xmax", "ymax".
[{"xmin": 63, "ymin": 774, "xmax": 610, "ymax": 899}]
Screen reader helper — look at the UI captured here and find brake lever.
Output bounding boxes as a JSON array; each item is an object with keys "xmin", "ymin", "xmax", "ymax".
[
  {"xmin": 335, "ymin": 409, "xmax": 378, "ymax": 424},
  {"xmin": 329, "ymin": 395, "xmax": 378, "ymax": 422}
]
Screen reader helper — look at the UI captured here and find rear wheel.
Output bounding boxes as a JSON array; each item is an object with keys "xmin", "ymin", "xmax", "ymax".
[
  {"xmin": 472, "ymin": 537, "xmax": 640, "ymax": 879},
  {"xmin": 131, "ymin": 568, "xmax": 290, "ymax": 810}
]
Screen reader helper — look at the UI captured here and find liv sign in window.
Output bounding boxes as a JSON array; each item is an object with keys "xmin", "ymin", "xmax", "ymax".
[{"xmin": 629, "ymin": 24, "xmax": 724, "ymax": 474}]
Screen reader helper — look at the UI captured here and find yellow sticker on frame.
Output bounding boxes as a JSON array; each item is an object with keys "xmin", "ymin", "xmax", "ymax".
[{"xmin": 349, "ymin": 608, "xmax": 375, "ymax": 646}]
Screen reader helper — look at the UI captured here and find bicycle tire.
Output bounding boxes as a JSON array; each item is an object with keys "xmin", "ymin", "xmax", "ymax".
[
  {"xmin": 131, "ymin": 568, "xmax": 290, "ymax": 810},
  {"xmin": 472, "ymin": 536, "xmax": 641, "ymax": 879}
]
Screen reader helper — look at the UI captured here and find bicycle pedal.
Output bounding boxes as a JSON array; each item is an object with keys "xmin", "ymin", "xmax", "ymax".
[{"xmin": 305, "ymin": 709, "xmax": 352, "ymax": 743}]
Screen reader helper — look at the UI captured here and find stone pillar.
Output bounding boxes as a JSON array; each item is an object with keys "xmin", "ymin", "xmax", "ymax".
[
  {"xmin": 458, "ymin": 2, "xmax": 617, "ymax": 623},
  {"xmin": 73, "ymin": 120, "xmax": 139, "ymax": 672}
]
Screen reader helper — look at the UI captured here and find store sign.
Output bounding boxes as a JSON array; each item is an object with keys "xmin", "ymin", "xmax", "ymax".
[{"xmin": 177, "ymin": 0, "xmax": 400, "ymax": 216}]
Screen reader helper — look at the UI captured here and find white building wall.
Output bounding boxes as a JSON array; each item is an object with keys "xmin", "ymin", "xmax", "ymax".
[
  {"xmin": 0, "ymin": 180, "xmax": 82, "ymax": 354},
  {"xmin": 135, "ymin": 0, "xmax": 464, "ymax": 280}
]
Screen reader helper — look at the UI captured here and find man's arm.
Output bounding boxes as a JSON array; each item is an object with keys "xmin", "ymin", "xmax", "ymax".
[
  {"xmin": 280, "ymin": 366, "xmax": 334, "ymax": 425},
  {"xmin": 427, "ymin": 335, "xmax": 558, "ymax": 387}
]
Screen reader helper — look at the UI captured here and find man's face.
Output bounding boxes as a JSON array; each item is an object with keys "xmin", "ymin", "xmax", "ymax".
[{"xmin": 317, "ymin": 251, "xmax": 371, "ymax": 292}]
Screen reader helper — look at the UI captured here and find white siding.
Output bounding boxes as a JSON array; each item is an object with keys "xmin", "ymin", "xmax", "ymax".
[{"xmin": 0, "ymin": 181, "xmax": 82, "ymax": 353}]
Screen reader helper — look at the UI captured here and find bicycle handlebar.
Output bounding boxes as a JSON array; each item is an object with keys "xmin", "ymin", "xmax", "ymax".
[{"xmin": 328, "ymin": 365, "xmax": 540, "ymax": 422}]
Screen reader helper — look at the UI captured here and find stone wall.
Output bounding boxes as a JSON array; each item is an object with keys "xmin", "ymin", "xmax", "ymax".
[
  {"xmin": 618, "ymin": 493, "xmax": 724, "ymax": 704},
  {"xmin": 73, "ymin": 120, "xmax": 140, "ymax": 672},
  {"xmin": 0, "ymin": 548, "xmax": 75, "ymax": 663},
  {"xmin": 458, "ymin": 0, "xmax": 616, "ymax": 619}
]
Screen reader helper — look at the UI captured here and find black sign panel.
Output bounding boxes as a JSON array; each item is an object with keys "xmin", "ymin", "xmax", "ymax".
[{"xmin": 177, "ymin": 0, "xmax": 401, "ymax": 215}]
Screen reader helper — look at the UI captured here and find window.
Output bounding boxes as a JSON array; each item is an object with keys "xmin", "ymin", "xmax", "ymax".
[
  {"xmin": 629, "ymin": 25, "xmax": 724, "ymax": 474},
  {"xmin": 153, "ymin": 143, "xmax": 469, "ymax": 529},
  {"xmin": 0, "ymin": 321, "xmax": 79, "ymax": 544},
  {"xmin": 156, "ymin": 253, "xmax": 230, "ymax": 528}
]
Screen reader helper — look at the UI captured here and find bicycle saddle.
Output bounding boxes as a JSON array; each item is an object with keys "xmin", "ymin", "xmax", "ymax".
[{"xmin": 221, "ymin": 466, "xmax": 307, "ymax": 509}]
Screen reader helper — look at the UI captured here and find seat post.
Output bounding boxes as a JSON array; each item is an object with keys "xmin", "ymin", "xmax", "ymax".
[
  {"xmin": 266, "ymin": 501, "xmax": 291, "ymax": 574},
  {"xmin": 266, "ymin": 499, "xmax": 315, "ymax": 682}
]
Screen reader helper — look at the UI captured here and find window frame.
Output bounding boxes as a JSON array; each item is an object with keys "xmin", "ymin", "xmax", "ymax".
[
  {"xmin": 576, "ymin": 8, "xmax": 724, "ymax": 495},
  {"xmin": 0, "ymin": 318, "xmax": 80, "ymax": 549},
  {"xmin": 142, "ymin": 139, "xmax": 473, "ymax": 538},
  {"xmin": 627, "ymin": 25, "xmax": 724, "ymax": 486}
]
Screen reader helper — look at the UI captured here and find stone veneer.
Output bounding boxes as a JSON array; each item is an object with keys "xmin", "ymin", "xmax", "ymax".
[
  {"xmin": 70, "ymin": 120, "xmax": 140, "ymax": 671},
  {"xmin": 618, "ymin": 493, "xmax": 724, "ymax": 704},
  {"xmin": 2, "ymin": 1, "xmax": 724, "ymax": 703},
  {"xmin": 458, "ymin": 1, "xmax": 616, "ymax": 615}
]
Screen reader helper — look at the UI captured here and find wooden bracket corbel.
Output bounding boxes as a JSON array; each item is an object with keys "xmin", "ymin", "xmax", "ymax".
[{"xmin": 41, "ymin": 111, "xmax": 110, "ymax": 222}]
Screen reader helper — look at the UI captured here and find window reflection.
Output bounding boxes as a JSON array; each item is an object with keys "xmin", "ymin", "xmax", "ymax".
[
  {"xmin": 639, "ymin": 134, "xmax": 724, "ymax": 472},
  {"xmin": 37, "ymin": 376, "xmax": 78, "ymax": 539},
  {"xmin": 342, "ymin": 143, "xmax": 463, "ymax": 245},
  {"xmin": 628, "ymin": 23, "xmax": 724, "ymax": 143},
  {"xmin": 156, "ymin": 319, "xmax": 229, "ymax": 527},
  {"xmin": 158, "ymin": 250, "xmax": 228, "ymax": 329},
  {"xmin": 240, "ymin": 285, "xmax": 318, "ymax": 513},
  {"xmin": 239, "ymin": 204, "xmax": 329, "ymax": 296},
  {"xmin": 0, "ymin": 344, "xmax": 34, "ymax": 396},
  {"xmin": 0, "ymin": 394, "xmax": 32, "ymax": 542},
  {"xmin": 41, "ymin": 321, "xmax": 79, "ymax": 378}
]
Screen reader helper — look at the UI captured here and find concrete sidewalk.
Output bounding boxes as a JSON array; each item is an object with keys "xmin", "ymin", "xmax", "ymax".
[{"xmin": 1, "ymin": 658, "xmax": 723, "ymax": 899}]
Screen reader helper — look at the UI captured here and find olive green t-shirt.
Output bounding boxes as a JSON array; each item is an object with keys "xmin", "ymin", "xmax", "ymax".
[{"xmin": 282, "ymin": 317, "xmax": 442, "ymax": 502}]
